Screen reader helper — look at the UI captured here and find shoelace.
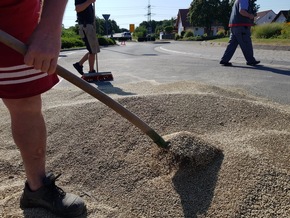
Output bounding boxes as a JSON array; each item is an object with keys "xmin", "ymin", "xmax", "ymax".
[{"xmin": 45, "ymin": 173, "xmax": 66, "ymax": 198}]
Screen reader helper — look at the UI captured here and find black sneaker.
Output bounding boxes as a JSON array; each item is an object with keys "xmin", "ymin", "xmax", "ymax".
[
  {"xmin": 219, "ymin": 61, "xmax": 232, "ymax": 66},
  {"xmin": 247, "ymin": 60, "xmax": 260, "ymax": 66},
  {"xmin": 88, "ymin": 70, "xmax": 96, "ymax": 73},
  {"xmin": 20, "ymin": 173, "xmax": 86, "ymax": 217},
  {"xmin": 73, "ymin": 62, "xmax": 84, "ymax": 75}
]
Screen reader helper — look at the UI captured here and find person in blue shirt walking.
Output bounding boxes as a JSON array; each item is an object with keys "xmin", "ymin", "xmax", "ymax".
[{"xmin": 220, "ymin": 0, "xmax": 260, "ymax": 66}]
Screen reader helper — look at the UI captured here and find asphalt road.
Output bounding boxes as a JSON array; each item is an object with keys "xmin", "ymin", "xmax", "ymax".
[{"xmin": 58, "ymin": 41, "xmax": 290, "ymax": 105}]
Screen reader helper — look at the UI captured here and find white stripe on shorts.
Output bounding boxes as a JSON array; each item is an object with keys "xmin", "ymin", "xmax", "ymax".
[{"xmin": 0, "ymin": 64, "xmax": 48, "ymax": 85}]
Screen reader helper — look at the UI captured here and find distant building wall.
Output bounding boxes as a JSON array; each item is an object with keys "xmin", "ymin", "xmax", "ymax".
[
  {"xmin": 275, "ymin": 15, "xmax": 287, "ymax": 23},
  {"xmin": 255, "ymin": 11, "xmax": 276, "ymax": 25}
]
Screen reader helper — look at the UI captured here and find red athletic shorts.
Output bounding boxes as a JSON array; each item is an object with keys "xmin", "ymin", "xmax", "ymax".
[{"xmin": 0, "ymin": 0, "xmax": 59, "ymax": 99}]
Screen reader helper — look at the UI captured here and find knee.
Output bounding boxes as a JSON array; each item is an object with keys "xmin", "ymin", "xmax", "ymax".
[{"xmin": 3, "ymin": 95, "xmax": 42, "ymax": 115}]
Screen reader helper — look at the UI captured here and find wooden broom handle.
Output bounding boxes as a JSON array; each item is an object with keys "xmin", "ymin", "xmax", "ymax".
[{"xmin": 0, "ymin": 29, "xmax": 168, "ymax": 148}]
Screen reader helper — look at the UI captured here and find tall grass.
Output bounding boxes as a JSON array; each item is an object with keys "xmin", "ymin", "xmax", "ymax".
[
  {"xmin": 252, "ymin": 23, "xmax": 290, "ymax": 39},
  {"xmin": 280, "ymin": 23, "xmax": 290, "ymax": 39}
]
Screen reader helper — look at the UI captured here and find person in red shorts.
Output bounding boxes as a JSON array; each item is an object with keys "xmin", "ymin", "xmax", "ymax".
[{"xmin": 0, "ymin": 0, "xmax": 86, "ymax": 217}]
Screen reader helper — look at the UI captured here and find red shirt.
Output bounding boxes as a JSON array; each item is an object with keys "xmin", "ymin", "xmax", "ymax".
[{"xmin": 0, "ymin": 0, "xmax": 59, "ymax": 99}]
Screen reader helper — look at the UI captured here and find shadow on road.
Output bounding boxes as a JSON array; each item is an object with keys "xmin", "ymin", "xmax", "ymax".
[
  {"xmin": 91, "ymin": 81, "xmax": 136, "ymax": 96},
  {"xmin": 232, "ymin": 65, "xmax": 290, "ymax": 76},
  {"xmin": 102, "ymin": 47, "xmax": 159, "ymax": 57}
]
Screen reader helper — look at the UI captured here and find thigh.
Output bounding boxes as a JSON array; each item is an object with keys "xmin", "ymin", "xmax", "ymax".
[
  {"xmin": 229, "ymin": 28, "xmax": 238, "ymax": 44},
  {"xmin": 232, "ymin": 26, "xmax": 251, "ymax": 44},
  {"xmin": 225, "ymin": 28, "xmax": 239, "ymax": 48},
  {"xmin": 2, "ymin": 95, "xmax": 42, "ymax": 115}
]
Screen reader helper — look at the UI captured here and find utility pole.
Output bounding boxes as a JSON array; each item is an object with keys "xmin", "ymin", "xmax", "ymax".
[
  {"xmin": 147, "ymin": 0, "xmax": 151, "ymax": 23},
  {"xmin": 147, "ymin": 0, "xmax": 152, "ymax": 35}
]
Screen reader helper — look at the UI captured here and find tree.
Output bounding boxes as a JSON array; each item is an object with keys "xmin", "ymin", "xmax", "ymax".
[
  {"xmin": 138, "ymin": 19, "xmax": 176, "ymax": 36},
  {"xmin": 188, "ymin": 0, "xmax": 259, "ymax": 36},
  {"xmin": 138, "ymin": 20, "xmax": 158, "ymax": 35},
  {"xmin": 133, "ymin": 26, "xmax": 147, "ymax": 38},
  {"xmin": 164, "ymin": 26, "xmax": 174, "ymax": 34},
  {"xmin": 110, "ymin": 20, "xmax": 120, "ymax": 34},
  {"xmin": 218, "ymin": 0, "xmax": 233, "ymax": 34},
  {"xmin": 95, "ymin": 17, "xmax": 121, "ymax": 36},
  {"xmin": 95, "ymin": 18, "xmax": 105, "ymax": 35},
  {"xmin": 158, "ymin": 18, "xmax": 176, "ymax": 35},
  {"xmin": 188, "ymin": 0, "xmax": 220, "ymax": 36},
  {"xmin": 249, "ymin": 0, "xmax": 259, "ymax": 15}
]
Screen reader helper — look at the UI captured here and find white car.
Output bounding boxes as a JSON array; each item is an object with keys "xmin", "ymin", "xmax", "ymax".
[{"xmin": 121, "ymin": 32, "xmax": 132, "ymax": 40}]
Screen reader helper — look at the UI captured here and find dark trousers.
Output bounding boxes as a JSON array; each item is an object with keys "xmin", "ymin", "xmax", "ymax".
[{"xmin": 221, "ymin": 26, "xmax": 256, "ymax": 64}]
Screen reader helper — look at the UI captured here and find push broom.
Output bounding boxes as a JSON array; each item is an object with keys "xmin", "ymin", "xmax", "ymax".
[{"xmin": 78, "ymin": 2, "xmax": 113, "ymax": 82}]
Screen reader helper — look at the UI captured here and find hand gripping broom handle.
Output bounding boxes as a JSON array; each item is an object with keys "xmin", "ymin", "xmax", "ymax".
[{"xmin": 0, "ymin": 29, "xmax": 168, "ymax": 148}]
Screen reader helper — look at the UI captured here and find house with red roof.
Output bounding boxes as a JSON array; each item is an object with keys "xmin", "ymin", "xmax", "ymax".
[
  {"xmin": 175, "ymin": 9, "xmax": 191, "ymax": 35},
  {"xmin": 175, "ymin": 9, "xmax": 222, "ymax": 36}
]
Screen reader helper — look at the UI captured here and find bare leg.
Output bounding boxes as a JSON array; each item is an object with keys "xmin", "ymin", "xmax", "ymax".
[
  {"xmin": 2, "ymin": 95, "xmax": 46, "ymax": 191},
  {"xmin": 78, "ymin": 52, "xmax": 89, "ymax": 66},
  {"xmin": 88, "ymin": 53, "xmax": 95, "ymax": 72}
]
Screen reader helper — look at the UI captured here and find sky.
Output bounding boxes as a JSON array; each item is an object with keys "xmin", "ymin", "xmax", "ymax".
[{"xmin": 63, "ymin": 0, "xmax": 290, "ymax": 29}]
